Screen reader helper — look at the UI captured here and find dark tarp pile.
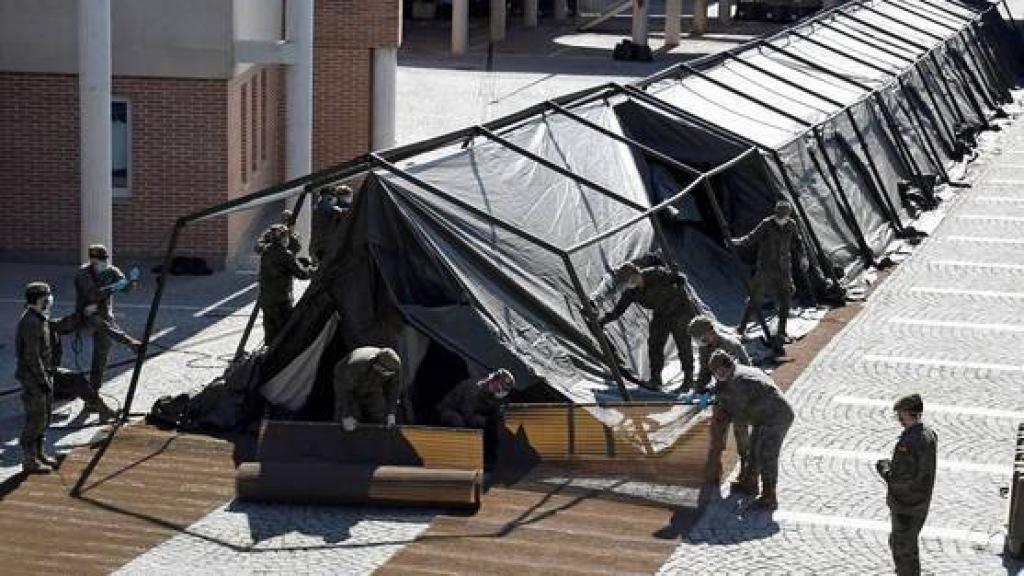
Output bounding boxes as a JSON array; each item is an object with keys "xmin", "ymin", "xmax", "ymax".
[
  {"xmin": 148, "ymin": 0, "xmax": 1020, "ymax": 450},
  {"xmin": 636, "ymin": 0, "xmax": 1021, "ymax": 280}
]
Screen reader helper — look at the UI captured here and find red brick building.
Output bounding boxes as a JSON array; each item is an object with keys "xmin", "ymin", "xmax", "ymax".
[{"xmin": 0, "ymin": 0, "xmax": 400, "ymax": 268}]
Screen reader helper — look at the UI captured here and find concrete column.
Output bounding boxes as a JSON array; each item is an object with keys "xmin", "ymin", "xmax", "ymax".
[
  {"xmin": 490, "ymin": 0, "xmax": 506, "ymax": 42},
  {"xmin": 452, "ymin": 0, "xmax": 469, "ymax": 55},
  {"xmin": 371, "ymin": 47, "xmax": 397, "ymax": 150},
  {"xmin": 554, "ymin": 0, "xmax": 568, "ymax": 22},
  {"xmin": 286, "ymin": 0, "xmax": 313, "ymax": 251},
  {"xmin": 78, "ymin": 0, "xmax": 112, "ymax": 261},
  {"xmin": 524, "ymin": 0, "xmax": 538, "ymax": 28},
  {"xmin": 631, "ymin": 0, "xmax": 649, "ymax": 46},
  {"xmin": 693, "ymin": 0, "xmax": 708, "ymax": 35},
  {"xmin": 719, "ymin": 0, "xmax": 733, "ymax": 25},
  {"xmin": 665, "ymin": 0, "xmax": 682, "ymax": 47}
]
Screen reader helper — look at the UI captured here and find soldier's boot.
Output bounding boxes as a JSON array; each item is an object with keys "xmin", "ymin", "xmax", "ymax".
[
  {"xmin": 751, "ymin": 481, "xmax": 778, "ymax": 511},
  {"xmin": 641, "ymin": 373, "xmax": 663, "ymax": 391},
  {"xmin": 36, "ymin": 437, "xmax": 59, "ymax": 468},
  {"xmin": 85, "ymin": 399, "xmax": 118, "ymax": 422},
  {"xmin": 22, "ymin": 442, "xmax": 52, "ymax": 475},
  {"xmin": 730, "ymin": 466, "xmax": 760, "ymax": 496}
]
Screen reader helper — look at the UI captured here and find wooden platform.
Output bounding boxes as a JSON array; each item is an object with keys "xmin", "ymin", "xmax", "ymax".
[{"xmin": 0, "ymin": 425, "xmax": 238, "ymax": 576}]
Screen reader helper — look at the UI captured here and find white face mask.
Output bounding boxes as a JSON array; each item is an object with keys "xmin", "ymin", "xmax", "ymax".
[
  {"xmin": 492, "ymin": 387, "xmax": 510, "ymax": 400},
  {"xmin": 42, "ymin": 294, "xmax": 54, "ymax": 313},
  {"xmin": 773, "ymin": 215, "xmax": 787, "ymax": 225},
  {"xmin": 93, "ymin": 260, "xmax": 109, "ymax": 273}
]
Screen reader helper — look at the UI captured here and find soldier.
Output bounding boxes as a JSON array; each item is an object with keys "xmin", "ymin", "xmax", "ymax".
[
  {"xmin": 687, "ymin": 315, "xmax": 752, "ymax": 489},
  {"xmin": 598, "ymin": 263, "xmax": 698, "ymax": 390},
  {"xmin": 73, "ymin": 244, "xmax": 142, "ymax": 391},
  {"xmin": 437, "ymin": 369, "xmax": 514, "ymax": 428},
  {"xmin": 257, "ymin": 209, "xmax": 303, "ymax": 255},
  {"xmin": 310, "ymin": 184, "xmax": 352, "ymax": 263},
  {"xmin": 257, "ymin": 224, "xmax": 312, "ymax": 344},
  {"xmin": 734, "ymin": 200, "xmax": 801, "ymax": 344},
  {"xmin": 16, "ymin": 282, "xmax": 117, "ymax": 474},
  {"xmin": 708, "ymin": 350, "xmax": 794, "ymax": 510},
  {"xmin": 876, "ymin": 394, "xmax": 937, "ymax": 576},
  {"xmin": 333, "ymin": 347, "xmax": 402, "ymax": 432}
]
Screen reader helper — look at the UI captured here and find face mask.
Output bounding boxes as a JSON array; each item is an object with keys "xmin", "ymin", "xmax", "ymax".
[
  {"xmin": 43, "ymin": 294, "xmax": 54, "ymax": 313},
  {"xmin": 773, "ymin": 215, "xmax": 787, "ymax": 225},
  {"xmin": 93, "ymin": 260, "xmax": 109, "ymax": 273},
  {"xmin": 492, "ymin": 387, "xmax": 510, "ymax": 400}
]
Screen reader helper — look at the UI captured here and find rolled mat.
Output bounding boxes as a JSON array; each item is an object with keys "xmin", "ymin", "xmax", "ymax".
[{"xmin": 236, "ymin": 461, "xmax": 482, "ymax": 508}]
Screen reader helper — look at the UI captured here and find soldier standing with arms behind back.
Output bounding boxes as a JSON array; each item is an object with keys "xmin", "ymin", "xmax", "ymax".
[
  {"xmin": 876, "ymin": 394, "xmax": 937, "ymax": 576},
  {"xmin": 734, "ymin": 200, "xmax": 801, "ymax": 349}
]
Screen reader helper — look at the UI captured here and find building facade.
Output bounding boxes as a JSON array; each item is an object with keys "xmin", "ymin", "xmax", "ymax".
[{"xmin": 0, "ymin": 0, "xmax": 400, "ymax": 268}]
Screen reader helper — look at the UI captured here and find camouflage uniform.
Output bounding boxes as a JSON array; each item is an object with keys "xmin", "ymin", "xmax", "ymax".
[
  {"xmin": 310, "ymin": 194, "xmax": 349, "ymax": 262},
  {"xmin": 437, "ymin": 378, "xmax": 504, "ymax": 429},
  {"xmin": 257, "ymin": 240, "xmax": 311, "ymax": 344},
  {"xmin": 717, "ymin": 364, "xmax": 794, "ymax": 487},
  {"xmin": 72, "ymin": 264, "xmax": 140, "ymax": 389},
  {"xmin": 697, "ymin": 331, "xmax": 752, "ymax": 484},
  {"xmin": 735, "ymin": 216, "xmax": 799, "ymax": 337},
  {"xmin": 602, "ymin": 266, "xmax": 698, "ymax": 386},
  {"xmin": 16, "ymin": 307, "xmax": 56, "ymax": 463},
  {"xmin": 333, "ymin": 347, "xmax": 401, "ymax": 425},
  {"xmin": 882, "ymin": 423, "xmax": 938, "ymax": 576}
]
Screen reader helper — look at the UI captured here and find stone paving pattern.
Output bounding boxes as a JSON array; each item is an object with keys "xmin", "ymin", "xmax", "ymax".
[{"xmin": 658, "ymin": 115, "xmax": 1024, "ymax": 574}]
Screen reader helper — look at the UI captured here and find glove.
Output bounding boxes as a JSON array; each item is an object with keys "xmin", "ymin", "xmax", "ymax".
[
  {"xmin": 875, "ymin": 459, "xmax": 891, "ymax": 479},
  {"xmin": 103, "ymin": 278, "xmax": 129, "ymax": 293},
  {"xmin": 84, "ymin": 304, "xmax": 98, "ymax": 316},
  {"xmin": 341, "ymin": 416, "xmax": 358, "ymax": 432},
  {"xmin": 385, "ymin": 414, "xmax": 397, "ymax": 428},
  {"xmin": 698, "ymin": 392, "xmax": 711, "ymax": 411}
]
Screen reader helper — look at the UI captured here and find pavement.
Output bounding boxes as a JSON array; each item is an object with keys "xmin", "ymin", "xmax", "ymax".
[{"xmin": 657, "ymin": 111, "xmax": 1024, "ymax": 575}]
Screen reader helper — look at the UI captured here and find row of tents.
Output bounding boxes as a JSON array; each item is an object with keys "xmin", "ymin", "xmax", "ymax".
[{"xmin": 131, "ymin": 0, "xmax": 1024, "ymax": 429}]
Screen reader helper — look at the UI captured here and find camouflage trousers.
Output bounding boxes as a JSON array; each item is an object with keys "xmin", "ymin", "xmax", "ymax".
[
  {"xmin": 890, "ymin": 512, "xmax": 926, "ymax": 576},
  {"xmin": 749, "ymin": 419, "xmax": 792, "ymax": 485},
  {"xmin": 19, "ymin": 378, "xmax": 53, "ymax": 454},
  {"xmin": 649, "ymin": 313, "xmax": 694, "ymax": 384},
  {"xmin": 706, "ymin": 405, "xmax": 751, "ymax": 483},
  {"xmin": 260, "ymin": 299, "xmax": 293, "ymax": 346},
  {"xmin": 740, "ymin": 275, "xmax": 794, "ymax": 337},
  {"xmin": 66, "ymin": 312, "xmax": 137, "ymax": 389}
]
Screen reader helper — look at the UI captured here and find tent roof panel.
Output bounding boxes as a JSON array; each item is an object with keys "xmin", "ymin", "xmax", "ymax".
[{"xmin": 701, "ymin": 61, "xmax": 838, "ymax": 123}]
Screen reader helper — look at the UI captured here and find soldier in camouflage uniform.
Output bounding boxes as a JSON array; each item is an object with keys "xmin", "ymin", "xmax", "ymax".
[
  {"xmin": 734, "ymin": 200, "xmax": 801, "ymax": 343},
  {"xmin": 709, "ymin": 350, "xmax": 794, "ymax": 509},
  {"xmin": 16, "ymin": 282, "xmax": 117, "ymax": 474},
  {"xmin": 598, "ymin": 263, "xmax": 698, "ymax": 391},
  {"xmin": 310, "ymin": 184, "xmax": 352, "ymax": 263},
  {"xmin": 72, "ymin": 244, "xmax": 142, "ymax": 390},
  {"xmin": 438, "ymin": 369, "xmax": 515, "ymax": 469},
  {"xmin": 333, "ymin": 347, "xmax": 402, "ymax": 431},
  {"xmin": 876, "ymin": 394, "xmax": 937, "ymax": 576},
  {"xmin": 687, "ymin": 316, "xmax": 753, "ymax": 489},
  {"xmin": 257, "ymin": 224, "xmax": 312, "ymax": 344}
]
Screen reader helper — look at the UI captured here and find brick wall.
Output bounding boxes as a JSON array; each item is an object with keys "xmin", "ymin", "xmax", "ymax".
[
  {"xmin": 312, "ymin": 0, "xmax": 401, "ymax": 171},
  {"xmin": 0, "ymin": 72, "xmax": 230, "ymax": 265}
]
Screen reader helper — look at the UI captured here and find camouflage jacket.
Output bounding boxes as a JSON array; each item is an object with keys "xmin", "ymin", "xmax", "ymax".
[
  {"xmin": 884, "ymin": 423, "xmax": 938, "ymax": 516},
  {"xmin": 605, "ymin": 266, "xmax": 697, "ymax": 321},
  {"xmin": 717, "ymin": 364, "xmax": 794, "ymax": 427}
]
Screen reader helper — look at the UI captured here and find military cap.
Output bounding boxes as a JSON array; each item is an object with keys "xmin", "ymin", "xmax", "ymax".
[
  {"xmin": 893, "ymin": 393, "xmax": 924, "ymax": 414},
  {"xmin": 24, "ymin": 281, "xmax": 51, "ymax": 303},
  {"xmin": 688, "ymin": 315, "xmax": 715, "ymax": 337},
  {"xmin": 774, "ymin": 200, "xmax": 793, "ymax": 215},
  {"xmin": 87, "ymin": 244, "xmax": 109, "ymax": 260},
  {"xmin": 708, "ymin": 349, "xmax": 736, "ymax": 372}
]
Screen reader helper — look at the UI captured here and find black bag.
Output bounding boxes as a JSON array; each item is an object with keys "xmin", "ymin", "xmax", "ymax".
[{"xmin": 146, "ymin": 393, "xmax": 190, "ymax": 429}]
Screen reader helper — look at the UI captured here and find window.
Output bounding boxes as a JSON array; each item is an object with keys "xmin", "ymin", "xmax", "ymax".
[
  {"xmin": 251, "ymin": 77, "xmax": 258, "ymax": 172},
  {"xmin": 111, "ymin": 99, "xmax": 130, "ymax": 197},
  {"xmin": 241, "ymin": 84, "xmax": 248, "ymax": 184},
  {"xmin": 260, "ymin": 69, "xmax": 268, "ymax": 162}
]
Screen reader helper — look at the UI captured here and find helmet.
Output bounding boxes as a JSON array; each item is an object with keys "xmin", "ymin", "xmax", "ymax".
[
  {"xmin": 893, "ymin": 394, "xmax": 924, "ymax": 414},
  {"xmin": 24, "ymin": 281, "xmax": 51, "ymax": 304},
  {"xmin": 774, "ymin": 200, "xmax": 793, "ymax": 217},
  {"xmin": 87, "ymin": 244, "xmax": 109, "ymax": 260},
  {"xmin": 708, "ymin": 349, "xmax": 736, "ymax": 372},
  {"xmin": 688, "ymin": 315, "xmax": 715, "ymax": 338}
]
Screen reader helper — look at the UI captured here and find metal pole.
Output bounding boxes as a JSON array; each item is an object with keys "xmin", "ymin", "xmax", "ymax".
[
  {"xmin": 894, "ymin": 90, "xmax": 950, "ymax": 182},
  {"xmin": 843, "ymin": 109, "xmax": 905, "ymax": 230},
  {"xmin": 946, "ymin": 48, "xmax": 991, "ymax": 126},
  {"xmin": 545, "ymin": 102, "xmax": 704, "ymax": 177},
  {"xmin": 789, "ymin": 31, "xmax": 899, "ymax": 77},
  {"xmin": 723, "ymin": 53, "xmax": 845, "ymax": 108},
  {"xmin": 927, "ymin": 52, "xmax": 969, "ymax": 125},
  {"xmin": 677, "ymin": 62, "xmax": 814, "ymax": 127},
  {"xmin": 828, "ymin": 15, "xmax": 926, "ymax": 56},
  {"xmin": 700, "ymin": 178, "xmax": 774, "ymax": 341},
  {"xmin": 233, "ymin": 303, "xmax": 262, "ymax": 362},
  {"xmin": 809, "ymin": 130, "xmax": 876, "ymax": 266},
  {"xmin": 902, "ymin": 77, "xmax": 957, "ymax": 156},
  {"xmin": 72, "ymin": 220, "xmax": 184, "ymax": 497},
  {"xmin": 561, "ymin": 255, "xmax": 632, "ymax": 401},
  {"xmin": 621, "ymin": 84, "xmax": 767, "ymax": 149},
  {"xmin": 770, "ymin": 150, "xmax": 842, "ymax": 286},
  {"xmin": 757, "ymin": 41, "xmax": 874, "ymax": 92},
  {"xmin": 872, "ymin": 93, "xmax": 928, "ymax": 185},
  {"xmin": 815, "ymin": 20, "xmax": 917, "ymax": 63}
]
